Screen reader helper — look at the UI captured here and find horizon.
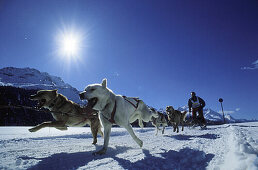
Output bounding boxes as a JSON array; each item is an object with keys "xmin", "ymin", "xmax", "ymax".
[
  {"xmin": 0, "ymin": 66, "xmax": 256, "ymax": 121},
  {"xmin": 0, "ymin": 0, "xmax": 258, "ymax": 119}
]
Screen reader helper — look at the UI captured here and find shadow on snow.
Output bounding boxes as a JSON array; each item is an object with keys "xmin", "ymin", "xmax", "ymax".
[
  {"xmin": 164, "ymin": 133, "xmax": 220, "ymax": 141},
  {"xmin": 28, "ymin": 131, "xmax": 129, "ymax": 141},
  {"xmin": 21, "ymin": 145, "xmax": 214, "ymax": 170},
  {"xmin": 114, "ymin": 148, "xmax": 214, "ymax": 170}
]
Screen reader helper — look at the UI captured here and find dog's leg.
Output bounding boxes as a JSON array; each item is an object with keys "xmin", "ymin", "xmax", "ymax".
[
  {"xmin": 89, "ymin": 118, "xmax": 102, "ymax": 145},
  {"xmin": 98, "ymin": 128, "xmax": 104, "ymax": 138},
  {"xmin": 172, "ymin": 123, "xmax": 176, "ymax": 132},
  {"xmin": 28, "ymin": 121, "xmax": 65, "ymax": 132},
  {"xmin": 176, "ymin": 123, "xmax": 179, "ymax": 133},
  {"xmin": 155, "ymin": 126, "xmax": 158, "ymax": 136},
  {"xmin": 156, "ymin": 123, "xmax": 160, "ymax": 135},
  {"xmin": 95, "ymin": 119, "xmax": 104, "ymax": 138},
  {"xmin": 93, "ymin": 118, "xmax": 112, "ymax": 155},
  {"xmin": 138, "ymin": 118, "xmax": 144, "ymax": 129},
  {"xmin": 162, "ymin": 124, "xmax": 165, "ymax": 134},
  {"xmin": 124, "ymin": 123, "xmax": 143, "ymax": 147},
  {"xmin": 90, "ymin": 124, "xmax": 98, "ymax": 145},
  {"xmin": 181, "ymin": 121, "xmax": 184, "ymax": 131}
]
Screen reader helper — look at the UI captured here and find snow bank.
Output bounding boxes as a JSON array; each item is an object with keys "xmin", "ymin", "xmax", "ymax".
[{"xmin": 221, "ymin": 124, "xmax": 258, "ymax": 170}]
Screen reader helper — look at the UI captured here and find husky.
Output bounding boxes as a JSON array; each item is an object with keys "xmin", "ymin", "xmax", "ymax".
[
  {"xmin": 79, "ymin": 79, "xmax": 157, "ymax": 155},
  {"xmin": 29, "ymin": 89, "xmax": 103, "ymax": 144},
  {"xmin": 166, "ymin": 106, "xmax": 187, "ymax": 133},
  {"xmin": 150, "ymin": 108, "xmax": 168, "ymax": 135}
]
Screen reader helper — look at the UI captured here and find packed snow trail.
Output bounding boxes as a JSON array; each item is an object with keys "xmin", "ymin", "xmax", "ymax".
[{"xmin": 0, "ymin": 122, "xmax": 257, "ymax": 170}]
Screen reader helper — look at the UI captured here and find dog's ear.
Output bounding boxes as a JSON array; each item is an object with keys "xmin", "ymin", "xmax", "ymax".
[
  {"xmin": 101, "ymin": 78, "xmax": 107, "ymax": 88},
  {"xmin": 52, "ymin": 89, "xmax": 58, "ymax": 94}
]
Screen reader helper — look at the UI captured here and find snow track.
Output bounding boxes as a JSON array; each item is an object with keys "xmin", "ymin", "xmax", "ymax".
[
  {"xmin": 0, "ymin": 122, "xmax": 257, "ymax": 170},
  {"xmin": 221, "ymin": 125, "xmax": 258, "ymax": 170}
]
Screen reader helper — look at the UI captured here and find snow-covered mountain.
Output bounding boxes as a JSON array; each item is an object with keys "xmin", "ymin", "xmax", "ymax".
[
  {"xmin": 177, "ymin": 106, "xmax": 239, "ymax": 123},
  {"xmin": 0, "ymin": 67, "xmax": 82, "ymax": 104},
  {"xmin": 152, "ymin": 105, "xmax": 241, "ymax": 123}
]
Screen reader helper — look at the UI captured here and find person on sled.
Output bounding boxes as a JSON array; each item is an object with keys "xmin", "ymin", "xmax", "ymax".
[{"xmin": 188, "ymin": 92, "xmax": 206, "ymax": 127}]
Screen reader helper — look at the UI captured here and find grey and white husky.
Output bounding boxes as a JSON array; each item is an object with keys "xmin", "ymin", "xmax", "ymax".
[{"xmin": 150, "ymin": 108, "xmax": 168, "ymax": 135}]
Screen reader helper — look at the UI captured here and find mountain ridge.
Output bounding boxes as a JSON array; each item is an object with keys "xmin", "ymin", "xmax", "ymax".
[{"xmin": 0, "ymin": 67, "xmax": 82, "ymax": 104}]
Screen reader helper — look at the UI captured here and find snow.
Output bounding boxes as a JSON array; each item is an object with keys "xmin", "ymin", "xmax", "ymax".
[{"xmin": 0, "ymin": 122, "xmax": 257, "ymax": 170}]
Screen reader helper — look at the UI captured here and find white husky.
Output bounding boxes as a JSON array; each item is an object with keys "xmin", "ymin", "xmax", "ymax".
[{"xmin": 79, "ymin": 79, "xmax": 157, "ymax": 155}]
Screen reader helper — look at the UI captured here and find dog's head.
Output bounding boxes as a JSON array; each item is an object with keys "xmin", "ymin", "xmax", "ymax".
[
  {"xmin": 166, "ymin": 106, "xmax": 175, "ymax": 116},
  {"xmin": 30, "ymin": 89, "xmax": 58, "ymax": 109},
  {"xmin": 150, "ymin": 108, "xmax": 159, "ymax": 119},
  {"xmin": 79, "ymin": 78, "xmax": 111, "ymax": 111},
  {"xmin": 166, "ymin": 106, "xmax": 174, "ymax": 112},
  {"xmin": 149, "ymin": 108, "xmax": 158, "ymax": 122}
]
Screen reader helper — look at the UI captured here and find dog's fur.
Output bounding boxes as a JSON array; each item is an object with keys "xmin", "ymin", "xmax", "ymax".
[
  {"xmin": 166, "ymin": 106, "xmax": 187, "ymax": 133},
  {"xmin": 150, "ymin": 108, "xmax": 168, "ymax": 135},
  {"xmin": 79, "ymin": 79, "xmax": 157, "ymax": 155},
  {"xmin": 29, "ymin": 89, "xmax": 103, "ymax": 144}
]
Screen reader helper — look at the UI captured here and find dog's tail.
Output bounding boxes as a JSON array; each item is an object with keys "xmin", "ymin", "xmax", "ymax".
[{"xmin": 182, "ymin": 111, "xmax": 187, "ymax": 121}]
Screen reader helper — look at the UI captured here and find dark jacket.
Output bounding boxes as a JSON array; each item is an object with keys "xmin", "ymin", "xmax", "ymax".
[{"xmin": 188, "ymin": 96, "xmax": 205, "ymax": 111}]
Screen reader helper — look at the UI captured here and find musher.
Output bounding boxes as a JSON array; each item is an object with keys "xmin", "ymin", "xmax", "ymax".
[{"xmin": 188, "ymin": 92, "xmax": 206, "ymax": 127}]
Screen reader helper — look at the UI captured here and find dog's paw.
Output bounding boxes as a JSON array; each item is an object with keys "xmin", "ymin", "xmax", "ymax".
[
  {"xmin": 92, "ymin": 140, "xmax": 97, "ymax": 145},
  {"xmin": 28, "ymin": 128, "xmax": 37, "ymax": 132}
]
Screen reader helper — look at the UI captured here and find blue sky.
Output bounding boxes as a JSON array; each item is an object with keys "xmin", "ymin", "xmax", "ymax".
[{"xmin": 0, "ymin": 0, "xmax": 257, "ymax": 119}]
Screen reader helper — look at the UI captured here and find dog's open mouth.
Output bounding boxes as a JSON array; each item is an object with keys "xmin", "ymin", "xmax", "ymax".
[
  {"xmin": 87, "ymin": 97, "xmax": 98, "ymax": 109},
  {"xmin": 38, "ymin": 99, "xmax": 46, "ymax": 108}
]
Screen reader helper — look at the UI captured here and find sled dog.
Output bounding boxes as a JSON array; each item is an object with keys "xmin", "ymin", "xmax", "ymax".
[
  {"xmin": 29, "ymin": 89, "xmax": 103, "ymax": 144},
  {"xmin": 166, "ymin": 106, "xmax": 187, "ymax": 133},
  {"xmin": 150, "ymin": 108, "xmax": 168, "ymax": 135},
  {"xmin": 79, "ymin": 79, "xmax": 158, "ymax": 155}
]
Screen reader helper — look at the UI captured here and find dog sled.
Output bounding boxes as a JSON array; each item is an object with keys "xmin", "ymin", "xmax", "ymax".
[{"xmin": 185, "ymin": 114, "xmax": 207, "ymax": 130}]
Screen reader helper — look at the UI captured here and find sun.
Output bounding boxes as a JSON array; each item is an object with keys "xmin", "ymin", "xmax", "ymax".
[
  {"xmin": 55, "ymin": 26, "xmax": 86, "ymax": 62},
  {"xmin": 61, "ymin": 33, "xmax": 80, "ymax": 57},
  {"xmin": 58, "ymin": 31, "xmax": 82, "ymax": 58},
  {"xmin": 54, "ymin": 25, "xmax": 89, "ymax": 69}
]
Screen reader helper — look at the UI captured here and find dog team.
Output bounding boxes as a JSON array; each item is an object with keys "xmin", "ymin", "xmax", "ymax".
[{"xmin": 29, "ymin": 78, "xmax": 206, "ymax": 155}]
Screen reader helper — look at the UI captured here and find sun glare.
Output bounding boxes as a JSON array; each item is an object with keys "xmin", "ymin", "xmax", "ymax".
[
  {"xmin": 54, "ymin": 25, "xmax": 89, "ymax": 70},
  {"xmin": 55, "ymin": 27, "xmax": 85, "ymax": 62},
  {"xmin": 62, "ymin": 33, "xmax": 80, "ymax": 56}
]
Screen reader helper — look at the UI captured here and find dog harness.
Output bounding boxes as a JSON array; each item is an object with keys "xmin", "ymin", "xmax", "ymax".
[
  {"xmin": 103, "ymin": 96, "xmax": 139, "ymax": 124},
  {"xmin": 191, "ymin": 97, "xmax": 200, "ymax": 108},
  {"xmin": 123, "ymin": 96, "xmax": 139, "ymax": 109},
  {"xmin": 102, "ymin": 100, "xmax": 117, "ymax": 124},
  {"xmin": 109, "ymin": 100, "xmax": 117, "ymax": 124}
]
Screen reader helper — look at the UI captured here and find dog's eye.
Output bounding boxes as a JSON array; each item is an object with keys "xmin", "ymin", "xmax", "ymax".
[{"xmin": 90, "ymin": 89, "xmax": 95, "ymax": 92}]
